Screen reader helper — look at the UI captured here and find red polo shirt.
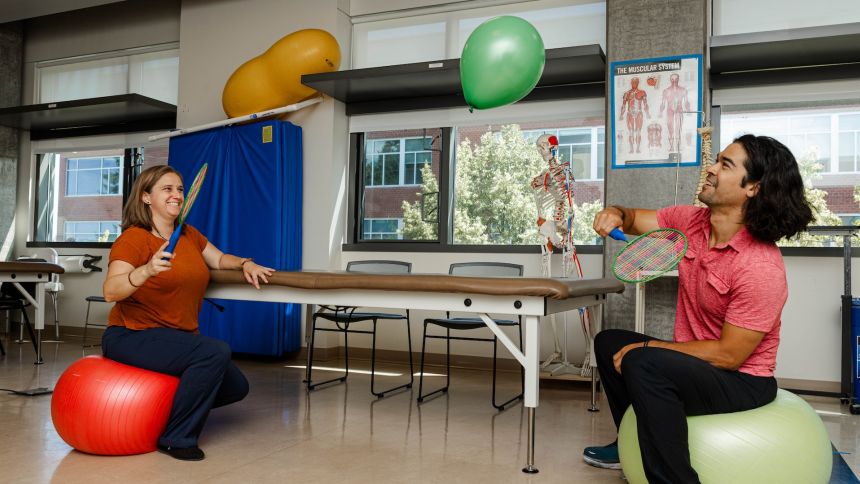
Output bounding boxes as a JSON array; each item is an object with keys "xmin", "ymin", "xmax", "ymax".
[{"xmin": 657, "ymin": 205, "xmax": 787, "ymax": 377}]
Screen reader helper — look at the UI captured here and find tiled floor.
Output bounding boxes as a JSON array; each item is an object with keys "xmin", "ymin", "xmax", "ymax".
[{"xmin": 1, "ymin": 336, "xmax": 858, "ymax": 483}]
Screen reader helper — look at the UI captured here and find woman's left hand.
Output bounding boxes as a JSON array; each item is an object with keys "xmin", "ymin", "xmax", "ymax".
[{"xmin": 242, "ymin": 261, "xmax": 274, "ymax": 289}]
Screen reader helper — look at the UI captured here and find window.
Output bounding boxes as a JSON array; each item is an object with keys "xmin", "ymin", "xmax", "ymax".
[
  {"xmin": 33, "ymin": 142, "xmax": 169, "ymax": 246},
  {"xmin": 720, "ymin": 103, "xmax": 860, "ymax": 247},
  {"xmin": 358, "ymin": 130, "xmax": 443, "ymax": 241},
  {"xmin": 404, "ymin": 138, "xmax": 433, "ymax": 185},
  {"xmin": 838, "ymin": 114, "xmax": 860, "ymax": 173},
  {"xmin": 63, "ymin": 221, "xmax": 121, "ymax": 243},
  {"xmin": 364, "ymin": 137, "xmax": 433, "ymax": 187},
  {"xmin": 522, "ymin": 127, "xmax": 605, "ymax": 181},
  {"xmin": 65, "ymin": 157, "xmax": 121, "ymax": 196},
  {"xmin": 352, "ymin": 117, "xmax": 605, "ymax": 247},
  {"xmin": 453, "ymin": 122, "xmax": 604, "ymax": 245},
  {"xmin": 362, "ymin": 218, "xmax": 402, "ymax": 240}
]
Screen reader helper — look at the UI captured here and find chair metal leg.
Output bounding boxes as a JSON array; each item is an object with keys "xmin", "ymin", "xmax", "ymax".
[
  {"xmin": 16, "ymin": 314, "xmax": 24, "ymax": 343},
  {"xmin": 406, "ymin": 310, "xmax": 414, "ymax": 378},
  {"xmin": 370, "ymin": 316, "xmax": 414, "ymax": 399},
  {"xmin": 50, "ymin": 292, "xmax": 60, "ymax": 340},
  {"xmin": 82, "ymin": 300, "xmax": 92, "ymax": 355},
  {"xmin": 417, "ymin": 321, "xmax": 429, "ymax": 401},
  {"xmin": 491, "ymin": 333, "xmax": 523, "ymax": 410},
  {"xmin": 20, "ymin": 310, "xmax": 42, "ymax": 364},
  {"xmin": 304, "ymin": 315, "xmax": 316, "ymax": 387},
  {"xmin": 418, "ymin": 324, "xmax": 450, "ymax": 403},
  {"xmin": 305, "ymin": 313, "xmax": 348, "ymax": 391}
]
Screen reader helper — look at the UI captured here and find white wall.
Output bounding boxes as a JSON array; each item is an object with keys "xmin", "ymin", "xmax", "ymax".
[
  {"xmin": 177, "ymin": 0, "xmax": 352, "ymax": 276},
  {"xmin": 779, "ymin": 256, "xmax": 857, "ymax": 384}
]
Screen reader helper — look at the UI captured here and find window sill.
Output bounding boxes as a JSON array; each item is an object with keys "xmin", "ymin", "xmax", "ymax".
[{"xmin": 343, "ymin": 242, "xmax": 859, "ymax": 257}]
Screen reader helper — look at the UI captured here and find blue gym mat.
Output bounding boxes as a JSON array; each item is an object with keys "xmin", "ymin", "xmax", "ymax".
[{"xmin": 832, "ymin": 445, "xmax": 860, "ymax": 484}]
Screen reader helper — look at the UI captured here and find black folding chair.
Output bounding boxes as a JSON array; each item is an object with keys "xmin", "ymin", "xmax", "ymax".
[
  {"xmin": 305, "ymin": 260, "xmax": 414, "ymax": 398},
  {"xmin": 417, "ymin": 262, "xmax": 524, "ymax": 410},
  {"xmin": 0, "ymin": 287, "xmax": 39, "ymax": 361}
]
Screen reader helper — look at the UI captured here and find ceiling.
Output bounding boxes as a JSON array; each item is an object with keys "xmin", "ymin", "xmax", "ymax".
[{"xmin": 0, "ymin": 0, "xmax": 124, "ymax": 23}]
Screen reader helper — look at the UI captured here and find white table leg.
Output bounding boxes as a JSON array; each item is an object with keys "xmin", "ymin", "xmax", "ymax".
[{"xmin": 522, "ymin": 314, "xmax": 540, "ymax": 473}]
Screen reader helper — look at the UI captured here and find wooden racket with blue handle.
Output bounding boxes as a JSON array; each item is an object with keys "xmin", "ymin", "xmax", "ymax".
[
  {"xmin": 164, "ymin": 163, "xmax": 208, "ymax": 258},
  {"xmin": 608, "ymin": 227, "xmax": 687, "ymax": 283}
]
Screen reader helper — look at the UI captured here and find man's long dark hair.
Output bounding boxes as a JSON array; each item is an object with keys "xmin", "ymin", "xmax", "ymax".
[{"xmin": 735, "ymin": 134, "xmax": 814, "ymax": 243}]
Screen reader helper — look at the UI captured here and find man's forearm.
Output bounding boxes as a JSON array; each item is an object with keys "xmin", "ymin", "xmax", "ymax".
[{"xmin": 648, "ymin": 339, "xmax": 741, "ymax": 371}]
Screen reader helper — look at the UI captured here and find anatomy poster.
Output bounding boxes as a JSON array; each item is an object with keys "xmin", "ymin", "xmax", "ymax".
[{"xmin": 610, "ymin": 54, "xmax": 702, "ymax": 169}]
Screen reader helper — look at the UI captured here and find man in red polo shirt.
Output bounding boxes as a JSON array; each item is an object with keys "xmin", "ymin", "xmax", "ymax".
[{"xmin": 583, "ymin": 134, "xmax": 814, "ymax": 484}]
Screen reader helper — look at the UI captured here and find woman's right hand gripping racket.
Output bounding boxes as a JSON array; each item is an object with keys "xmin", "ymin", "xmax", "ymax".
[
  {"xmin": 163, "ymin": 163, "xmax": 208, "ymax": 259},
  {"xmin": 608, "ymin": 227, "xmax": 688, "ymax": 283}
]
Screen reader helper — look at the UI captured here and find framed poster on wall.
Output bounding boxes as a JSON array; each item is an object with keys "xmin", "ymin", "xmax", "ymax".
[{"xmin": 610, "ymin": 54, "xmax": 702, "ymax": 169}]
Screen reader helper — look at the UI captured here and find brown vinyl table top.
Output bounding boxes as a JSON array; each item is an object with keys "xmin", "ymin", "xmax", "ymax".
[
  {"xmin": 0, "ymin": 261, "xmax": 65, "ymax": 275},
  {"xmin": 210, "ymin": 270, "xmax": 623, "ymax": 300}
]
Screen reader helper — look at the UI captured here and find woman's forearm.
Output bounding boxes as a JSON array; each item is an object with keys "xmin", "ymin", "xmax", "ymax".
[
  {"xmin": 103, "ymin": 266, "xmax": 151, "ymax": 302},
  {"xmin": 218, "ymin": 253, "xmax": 253, "ymax": 270}
]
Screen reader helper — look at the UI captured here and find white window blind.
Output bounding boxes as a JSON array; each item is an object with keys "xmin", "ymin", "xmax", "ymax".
[
  {"xmin": 714, "ymin": 0, "xmax": 860, "ymax": 35},
  {"xmin": 352, "ymin": 0, "xmax": 605, "ymax": 69},
  {"xmin": 37, "ymin": 47, "xmax": 179, "ymax": 105}
]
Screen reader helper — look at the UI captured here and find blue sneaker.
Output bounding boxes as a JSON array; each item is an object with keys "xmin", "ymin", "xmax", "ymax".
[{"xmin": 583, "ymin": 442, "xmax": 622, "ymax": 470}]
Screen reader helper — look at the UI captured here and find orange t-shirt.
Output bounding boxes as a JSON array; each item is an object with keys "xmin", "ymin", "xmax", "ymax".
[{"xmin": 108, "ymin": 225, "xmax": 210, "ymax": 331}]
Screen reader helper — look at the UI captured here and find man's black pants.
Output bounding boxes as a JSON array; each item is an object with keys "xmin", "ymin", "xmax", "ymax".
[
  {"xmin": 103, "ymin": 326, "xmax": 249, "ymax": 448},
  {"xmin": 595, "ymin": 329, "xmax": 777, "ymax": 484}
]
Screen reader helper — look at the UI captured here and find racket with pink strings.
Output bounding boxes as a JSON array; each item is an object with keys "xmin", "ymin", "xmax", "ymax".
[
  {"xmin": 163, "ymin": 163, "xmax": 208, "ymax": 258},
  {"xmin": 608, "ymin": 227, "xmax": 688, "ymax": 283}
]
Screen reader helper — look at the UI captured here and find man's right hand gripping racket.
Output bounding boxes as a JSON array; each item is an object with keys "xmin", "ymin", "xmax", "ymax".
[{"xmin": 608, "ymin": 227, "xmax": 688, "ymax": 283}]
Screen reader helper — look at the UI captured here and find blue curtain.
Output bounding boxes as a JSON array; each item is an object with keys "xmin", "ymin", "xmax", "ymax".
[{"xmin": 167, "ymin": 120, "xmax": 302, "ymax": 356}]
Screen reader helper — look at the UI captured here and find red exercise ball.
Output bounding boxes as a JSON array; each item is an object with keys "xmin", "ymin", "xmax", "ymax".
[{"xmin": 51, "ymin": 355, "xmax": 180, "ymax": 455}]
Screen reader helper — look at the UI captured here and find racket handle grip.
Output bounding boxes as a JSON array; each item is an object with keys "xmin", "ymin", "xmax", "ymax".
[
  {"xmin": 163, "ymin": 226, "xmax": 182, "ymax": 260},
  {"xmin": 608, "ymin": 227, "xmax": 628, "ymax": 242}
]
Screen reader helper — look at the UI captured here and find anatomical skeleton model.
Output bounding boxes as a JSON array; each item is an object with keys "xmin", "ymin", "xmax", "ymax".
[{"xmin": 529, "ymin": 134, "xmax": 596, "ymax": 377}]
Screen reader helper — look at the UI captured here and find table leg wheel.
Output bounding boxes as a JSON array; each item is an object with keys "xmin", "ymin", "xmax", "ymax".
[{"xmin": 522, "ymin": 466, "xmax": 539, "ymax": 474}]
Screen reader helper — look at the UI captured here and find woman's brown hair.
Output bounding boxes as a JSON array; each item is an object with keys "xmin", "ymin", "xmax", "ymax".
[{"xmin": 121, "ymin": 165, "xmax": 183, "ymax": 231}]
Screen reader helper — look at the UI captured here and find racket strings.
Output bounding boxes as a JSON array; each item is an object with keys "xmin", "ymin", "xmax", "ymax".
[
  {"xmin": 178, "ymin": 165, "xmax": 208, "ymax": 224},
  {"xmin": 613, "ymin": 232, "xmax": 685, "ymax": 281}
]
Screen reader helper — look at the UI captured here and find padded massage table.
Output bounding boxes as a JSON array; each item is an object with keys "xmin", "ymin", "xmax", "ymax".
[
  {"xmin": 0, "ymin": 261, "xmax": 65, "ymax": 364},
  {"xmin": 207, "ymin": 269, "xmax": 624, "ymax": 473}
]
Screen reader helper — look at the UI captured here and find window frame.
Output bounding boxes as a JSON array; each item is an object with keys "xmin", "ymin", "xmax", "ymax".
[
  {"xmin": 62, "ymin": 220, "xmax": 122, "ymax": 243},
  {"xmin": 713, "ymin": 105, "xmax": 860, "ymax": 257},
  {"xmin": 363, "ymin": 135, "xmax": 435, "ymax": 187},
  {"xmin": 345, "ymin": 128, "xmax": 602, "ymax": 254},
  {"xmin": 64, "ymin": 155, "xmax": 123, "ymax": 197},
  {"xmin": 362, "ymin": 218, "xmax": 403, "ymax": 240},
  {"xmin": 29, "ymin": 147, "xmax": 143, "ymax": 249}
]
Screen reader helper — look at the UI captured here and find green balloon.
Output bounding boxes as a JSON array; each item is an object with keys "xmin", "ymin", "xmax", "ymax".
[{"xmin": 460, "ymin": 16, "xmax": 545, "ymax": 110}]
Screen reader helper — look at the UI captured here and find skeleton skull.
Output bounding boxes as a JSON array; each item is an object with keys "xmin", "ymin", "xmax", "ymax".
[{"xmin": 536, "ymin": 134, "xmax": 559, "ymax": 162}]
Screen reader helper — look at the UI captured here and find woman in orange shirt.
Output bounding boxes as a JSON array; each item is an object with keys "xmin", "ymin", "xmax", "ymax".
[{"xmin": 102, "ymin": 165, "xmax": 274, "ymax": 461}]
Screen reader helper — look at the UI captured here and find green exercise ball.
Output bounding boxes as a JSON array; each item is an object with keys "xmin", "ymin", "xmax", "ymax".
[
  {"xmin": 460, "ymin": 16, "xmax": 545, "ymax": 110},
  {"xmin": 618, "ymin": 389, "xmax": 832, "ymax": 484}
]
